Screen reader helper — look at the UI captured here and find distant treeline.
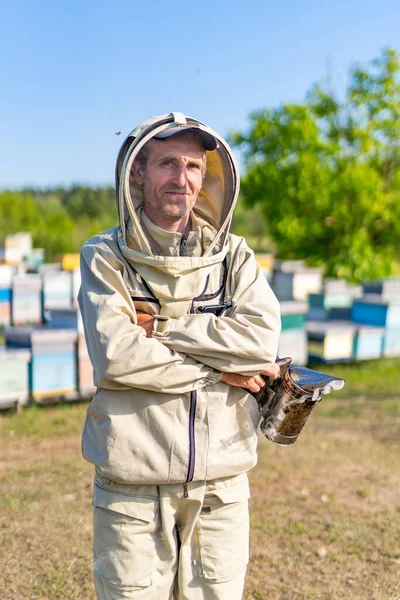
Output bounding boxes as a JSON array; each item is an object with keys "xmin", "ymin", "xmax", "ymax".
[
  {"xmin": 0, "ymin": 187, "xmax": 119, "ymax": 261},
  {"xmin": 0, "ymin": 187, "xmax": 272, "ymax": 262}
]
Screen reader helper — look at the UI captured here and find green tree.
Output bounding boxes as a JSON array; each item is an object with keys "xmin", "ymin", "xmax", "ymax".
[
  {"xmin": 231, "ymin": 47, "xmax": 400, "ymax": 282},
  {"xmin": 0, "ymin": 186, "xmax": 119, "ymax": 262}
]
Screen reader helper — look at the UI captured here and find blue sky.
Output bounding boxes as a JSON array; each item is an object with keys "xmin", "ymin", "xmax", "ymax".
[{"xmin": 1, "ymin": 0, "xmax": 399, "ymax": 189}]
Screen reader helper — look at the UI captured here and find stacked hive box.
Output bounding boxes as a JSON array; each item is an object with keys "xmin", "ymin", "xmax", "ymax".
[
  {"xmin": 352, "ymin": 293, "xmax": 400, "ymax": 358},
  {"xmin": 0, "ymin": 265, "xmax": 14, "ymax": 326},
  {"xmin": 362, "ymin": 279, "xmax": 400, "ymax": 297},
  {"xmin": 0, "ymin": 288, "xmax": 11, "ymax": 325},
  {"xmin": 255, "ymin": 253, "xmax": 274, "ymax": 282},
  {"xmin": 308, "ymin": 280, "xmax": 362, "ymax": 321},
  {"xmin": 306, "ymin": 279, "xmax": 386, "ymax": 362},
  {"xmin": 47, "ymin": 308, "xmax": 95, "ymax": 396},
  {"xmin": 0, "ymin": 232, "xmax": 32, "ymax": 264},
  {"xmin": 0, "ymin": 347, "xmax": 31, "ymax": 408},
  {"xmin": 352, "ymin": 325, "xmax": 385, "ymax": 361},
  {"xmin": 11, "ymin": 274, "xmax": 43, "ymax": 325},
  {"xmin": 4, "ymin": 326, "xmax": 77, "ymax": 401},
  {"xmin": 25, "ymin": 248, "xmax": 45, "ymax": 271},
  {"xmin": 307, "ymin": 321, "xmax": 356, "ymax": 362},
  {"xmin": 60, "ymin": 254, "xmax": 81, "ymax": 307},
  {"xmin": 278, "ymin": 301, "xmax": 308, "ymax": 365},
  {"xmin": 42, "ymin": 269, "xmax": 73, "ymax": 311},
  {"xmin": 272, "ymin": 261, "xmax": 322, "ymax": 301}
]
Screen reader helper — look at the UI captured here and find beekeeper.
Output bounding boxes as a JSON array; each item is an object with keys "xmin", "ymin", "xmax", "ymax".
[{"xmin": 78, "ymin": 111, "xmax": 281, "ymax": 600}]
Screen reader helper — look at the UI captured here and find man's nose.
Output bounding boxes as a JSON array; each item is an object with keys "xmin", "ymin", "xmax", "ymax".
[{"xmin": 172, "ymin": 166, "xmax": 188, "ymax": 187}]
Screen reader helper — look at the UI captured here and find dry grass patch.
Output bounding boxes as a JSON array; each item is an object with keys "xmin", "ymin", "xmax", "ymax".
[
  {"xmin": 0, "ymin": 394, "xmax": 399, "ymax": 600},
  {"xmin": 245, "ymin": 398, "xmax": 400, "ymax": 600},
  {"xmin": 0, "ymin": 411, "xmax": 95, "ymax": 600}
]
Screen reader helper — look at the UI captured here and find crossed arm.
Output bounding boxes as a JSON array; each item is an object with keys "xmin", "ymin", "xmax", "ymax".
[
  {"xmin": 136, "ymin": 311, "xmax": 280, "ymax": 392},
  {"xmin": 78, "ymin": 237, "xmax": 281, "ymax": 394}
]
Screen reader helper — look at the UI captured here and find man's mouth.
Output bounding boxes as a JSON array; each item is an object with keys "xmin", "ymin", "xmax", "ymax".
[{"xmin": 165, "ymin": 191, "xmax": 188, "ymax": 196}]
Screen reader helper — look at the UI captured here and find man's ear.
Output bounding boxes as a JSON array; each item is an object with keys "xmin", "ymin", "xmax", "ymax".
[{"xmin": 132, "ymin": 160, "xmax": 144, "ymax": 185}]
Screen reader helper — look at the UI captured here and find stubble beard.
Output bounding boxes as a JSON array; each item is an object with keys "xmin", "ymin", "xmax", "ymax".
[{"xmin": 144, "ymin": 184, "xmax": 198, "ymax": 229}]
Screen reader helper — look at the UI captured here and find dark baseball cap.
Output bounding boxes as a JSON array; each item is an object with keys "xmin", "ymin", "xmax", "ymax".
[{"xmin": 154, "ymin": 126, "xmax": 218, "ymax": 150}]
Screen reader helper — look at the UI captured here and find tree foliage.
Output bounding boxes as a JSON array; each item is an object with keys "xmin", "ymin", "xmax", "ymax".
[
  {"xmin": 231, "ymin": 48, "xmax": 400, "ymax": 282},
  {"xmin": 0, "ymin": 186, "xmax": 118, "ymax": 261}
]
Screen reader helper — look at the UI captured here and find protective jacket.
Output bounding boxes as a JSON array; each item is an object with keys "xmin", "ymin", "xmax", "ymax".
[{"xmin": 78, "ymin": 112, "xmax": 281, "ymax": 485}]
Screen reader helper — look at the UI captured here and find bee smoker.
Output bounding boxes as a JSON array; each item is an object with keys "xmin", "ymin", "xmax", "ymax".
[{"xmin": 250, "ymin": 357, "xmax": 346, "ymax": 446}]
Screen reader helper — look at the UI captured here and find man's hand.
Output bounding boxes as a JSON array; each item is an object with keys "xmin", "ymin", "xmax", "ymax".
[
  {"xmin": 261, "ymin": 363, "xmax": 280, "ymax": 381},
  {"xmin": 136, "ymin": 311, "xmax": 155, "ymax": 338},
  {"xmin": 220, "ymin": 363, "xmax": 280, "ymax": 393}
]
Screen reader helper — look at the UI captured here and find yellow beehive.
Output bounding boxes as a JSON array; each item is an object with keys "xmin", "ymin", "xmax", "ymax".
[{"xmin": 62, "ymin": 254, "xmax": 80, "ymax": 271}]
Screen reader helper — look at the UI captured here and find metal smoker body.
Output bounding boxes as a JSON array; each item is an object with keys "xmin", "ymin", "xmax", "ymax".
[{"xmin": 251, "ymin": 357, "xmax": 345, "ymax": 446}]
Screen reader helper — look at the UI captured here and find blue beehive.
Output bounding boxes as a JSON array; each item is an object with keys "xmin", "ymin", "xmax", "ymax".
[
  {"xmin": 46, "ymin": 308, "xmax": 84, "ymax": 333},
  {"xmin": 351, "ymin": 295, "xmax": 400, "ymax": 328},
  {"xmin": 4, "ymin": 326, "xmax": 77, "ymax": 401},
  {"xmin": 45, "ymin": 308, "xmax": 95, "ymax": 395}
]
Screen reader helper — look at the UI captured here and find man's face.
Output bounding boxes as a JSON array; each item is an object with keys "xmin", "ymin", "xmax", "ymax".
[{"xmin": 133, "ymin": 133, "xmax": 205, "ymax": 233}]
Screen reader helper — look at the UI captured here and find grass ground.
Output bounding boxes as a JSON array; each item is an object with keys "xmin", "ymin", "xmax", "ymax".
[{"xmin": 0, "ymin": 360, "xmax": 399, "ymax": 600}]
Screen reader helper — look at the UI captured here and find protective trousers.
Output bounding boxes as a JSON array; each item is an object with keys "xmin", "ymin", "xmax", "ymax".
[{"xmin": 92, "ymin": 473, "xmax": 250, "ymax": 600}]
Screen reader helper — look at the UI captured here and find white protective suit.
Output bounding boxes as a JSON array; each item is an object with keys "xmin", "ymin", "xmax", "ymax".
[{"xmin": 78, "ymin": 112, "xmax": 281, "ymax": 600}]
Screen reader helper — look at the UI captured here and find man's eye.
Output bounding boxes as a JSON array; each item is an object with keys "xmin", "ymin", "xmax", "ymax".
[{"xmin": 189, "ymin": 163, "xmax": 201, "ymax": 170}]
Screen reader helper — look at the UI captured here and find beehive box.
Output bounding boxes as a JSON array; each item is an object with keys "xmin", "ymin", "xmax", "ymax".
[
  {"xmin": 382, "ymin": 329, "xmax": 400, "ymax": 357},
  {"xmin": 273, "ymin": 268, "xmax": 322, "ymax": 301},
  {"xmin": 42, "ymin": 270, "xmax": 73, "ymax": 310},
  {"xmin": 255, "ymin": 254, "xmax": 274, "ymax": 281},
  {"xmin": 47, "ymin": 308, "xmax": 84, "ymax": 333},
  {"xmin": 280, "ymin": 300, "xmax": 308, "ymax": 330},
  {"xmin": 362, "ymin": 278, "xmax": 400, "ymax": 297},
  {"xmin": 308, "ymin": 292, "xmax": 354, "ymax": 321},
  {"xmin": 0, "ymin": 232, "xmax": 32, "ymax": 264},
  {"xmin": 11, "ymin": 274, "xmax": 43, "ymax": 325},
  {"xmin": 278, "ymin": 329, "xmax": 308, "ymax": 365},
  {"xmin": 278, "ymin": 301, "xmax": 308, "ymax": 365},
  {"xmin": 307, "ymin": 321, "xmax": 355, "ymax": 362},
  {"xmin": 0, "ymin": 347, "xmax": 31, "ymax": 408},
  {"xmin": 353, "ymin": 325, "xmax": 384, "ymax": 361},
  {"xmin": 62, "ymin": 253, "xmax": 80, "ymax": 271},
  {"xmin": 0, "ymin": 288, "xmax": 11, "ymax": 325},
  {"xmin": 46, "ymin": 308, "xmax": 94, "ymax": 395},
  {"xmin": 25, "ymin": 248, "xmax": 45, "ymax": 270},
  {"xmin": 4, "ymin": 326, "xmax": 77, "ymax": 401},
  {"xmin": 0, "ymin": 265, "xmax": 14, "ymax": 287},
  {"xmin": 351, "ymin": 295, "xmax": 400, "ymax": 328}
]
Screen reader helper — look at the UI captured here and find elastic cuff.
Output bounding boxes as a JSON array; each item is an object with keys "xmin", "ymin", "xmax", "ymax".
[{"xmin": 152, "ymin": 315, "xmax": 170, "ymax": 336}]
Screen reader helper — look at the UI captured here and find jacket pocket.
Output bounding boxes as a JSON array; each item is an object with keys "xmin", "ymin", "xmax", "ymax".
[
  {"xmin": 197, "ymin": 474, "xmax": 250, "ymax": 583},
  {"xmin": 93, "ymin": 483, "xmax": 159, "ymax": 590}
]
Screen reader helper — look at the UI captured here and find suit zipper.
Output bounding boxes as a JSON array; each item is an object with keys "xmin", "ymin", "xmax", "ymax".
[
  {"xmin": 185, "ymin": 298, "xmax": 197, "ymax": 493},
  {"xmin": 180, "ymin": 234, "xmax": 188, "ymax": 256},
  {"xmin": 186, "ymin": 389, "xmax": 197, "ymax": 486}
]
